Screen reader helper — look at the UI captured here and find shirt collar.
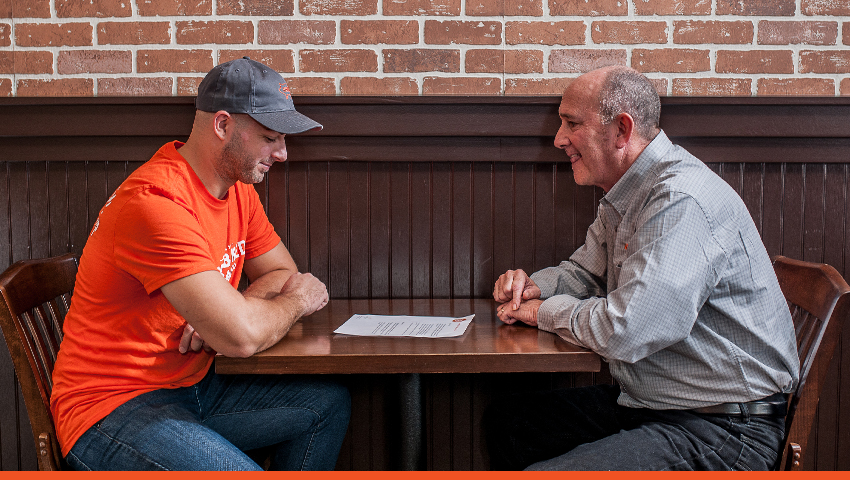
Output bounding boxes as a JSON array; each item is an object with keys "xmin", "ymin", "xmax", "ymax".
[{"xmin": 601, "ymin": 130, "xmax": 673, "ymax": 215}]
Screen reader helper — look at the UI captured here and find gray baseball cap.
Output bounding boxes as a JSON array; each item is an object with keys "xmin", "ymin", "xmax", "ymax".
[{"xmin": 195, "ymin": 57, "xmax": 322, "ymax": 134}]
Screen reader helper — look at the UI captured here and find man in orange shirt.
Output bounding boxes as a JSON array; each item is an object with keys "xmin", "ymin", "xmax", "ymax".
[{"xmin": 50, "ymin": 57, "xmax": 350, "ymax": 470}]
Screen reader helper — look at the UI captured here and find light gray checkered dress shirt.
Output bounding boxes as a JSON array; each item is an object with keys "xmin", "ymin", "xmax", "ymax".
[{"xmin": 533, "ymin": 131, "xmax": 799, "ymax": 410}]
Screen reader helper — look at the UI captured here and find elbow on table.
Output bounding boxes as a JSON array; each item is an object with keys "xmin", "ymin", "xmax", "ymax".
[{"xmin": 206, "ymin": 319, "xmax": 267, "ymax": 358}]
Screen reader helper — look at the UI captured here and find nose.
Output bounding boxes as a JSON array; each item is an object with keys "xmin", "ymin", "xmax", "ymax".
[
  {"xmin": 271, "ymin": 139, "xmax": 287, "ymax": 163},
  {"xmin": 554, "ymin": 125, "xmax": 570, "ymax": 150}
]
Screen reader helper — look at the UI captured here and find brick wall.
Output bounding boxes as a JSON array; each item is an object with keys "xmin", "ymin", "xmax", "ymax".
[{"xmin": 1, "ymin": 0, "xmax": 849, "ymax": 97}]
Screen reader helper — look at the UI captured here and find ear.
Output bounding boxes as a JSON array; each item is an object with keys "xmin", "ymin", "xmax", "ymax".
[
  {"xmin": 613, "ymin": 112, "xmax": 634, "ymax": 149},
  {"xmin": 212, "ymin": 111, "xmax": 234, "ymax": 142}
]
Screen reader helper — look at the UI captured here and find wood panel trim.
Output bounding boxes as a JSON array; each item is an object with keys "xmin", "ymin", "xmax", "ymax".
[{"xmin": 1, "ymin": 97, "xmax": 849, "ymax": 164}]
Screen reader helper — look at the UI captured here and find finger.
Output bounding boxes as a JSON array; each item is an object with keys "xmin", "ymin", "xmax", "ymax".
[
  {"xmin": 179, "ymin": 324, "xmax": 194, "ymax": 354},
  {"xmin": 190, "ymin": 332, "xmax": 204, "ymax": 352},
  {"xmin": 511, "ymin": 275, "xmax": 525, "ymax": 310}
]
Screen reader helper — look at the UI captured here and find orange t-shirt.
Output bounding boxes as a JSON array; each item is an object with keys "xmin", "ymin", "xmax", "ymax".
[{"xmin": 50, "ymin": 141, "xmax": 281, "ymax": 456}]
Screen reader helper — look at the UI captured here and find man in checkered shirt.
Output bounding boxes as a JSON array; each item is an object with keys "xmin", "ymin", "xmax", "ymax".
[{"xmin": 485, "ymin": 66, "xmax": 799, "ymax": 471}]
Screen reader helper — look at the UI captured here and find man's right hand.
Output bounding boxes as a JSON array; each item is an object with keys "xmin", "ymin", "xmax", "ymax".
[
  {"xmin": 281, "ymin": 272, "xmax": 329, "ymax": 317},
  {"xmin": 493, "ymin": 269, "xmax": 541, "ymax": 310}
]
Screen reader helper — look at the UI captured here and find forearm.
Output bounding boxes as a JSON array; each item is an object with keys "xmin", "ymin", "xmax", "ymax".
[{"xmin": 242, "ymin": 267, "xmax": 296, "ymax": 300}]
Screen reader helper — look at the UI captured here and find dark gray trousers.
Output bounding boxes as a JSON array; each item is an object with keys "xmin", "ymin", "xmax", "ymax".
[{"xmin": 484, "ymin": 384, "xmax": 784, "ymax": 471}]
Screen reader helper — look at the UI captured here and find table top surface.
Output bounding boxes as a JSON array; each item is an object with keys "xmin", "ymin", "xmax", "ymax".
[{"xmin": 215, "ymin": 298, "xmax": 601, "ymax": 375}]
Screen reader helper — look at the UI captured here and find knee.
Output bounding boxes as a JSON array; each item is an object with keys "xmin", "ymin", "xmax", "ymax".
[{"xmin": 315, "ymin": 381, "xmax": 351, "ymax": 423}]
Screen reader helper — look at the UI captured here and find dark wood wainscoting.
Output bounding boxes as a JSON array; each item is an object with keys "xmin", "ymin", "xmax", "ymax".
[{"xmin": 1, "ymin": 97, "xmax": 849, "ymax": 470}]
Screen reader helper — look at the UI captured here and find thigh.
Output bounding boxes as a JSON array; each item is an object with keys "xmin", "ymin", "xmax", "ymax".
[
  {"xmin": 66, "ymin": 387, "xmax": 261, "ymax": 471},
  {"xmin": 196, "ymin": 372, "xmax": 351, "ymax": 452},
  {"xmin": 484, "ymin": 384, "xmax": 626, "ymax": 470},
  {"xmin": 527, "ymin": 411, "xmax": 783, "ymax": 471}
]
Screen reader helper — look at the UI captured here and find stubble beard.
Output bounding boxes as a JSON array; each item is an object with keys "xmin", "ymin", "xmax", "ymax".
[{"xmin": 219, "ymin": 132, "xmax": 264, "ymax": 185}]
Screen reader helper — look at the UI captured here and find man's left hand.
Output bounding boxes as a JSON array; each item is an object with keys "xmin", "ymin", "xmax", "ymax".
[
  {"xmin": 497, "ymin": 299, "xmax": 543, "ymax": 327},
  {"xmin": 179, "ymin": 323, "xmax": 214, "ymax": 354}
]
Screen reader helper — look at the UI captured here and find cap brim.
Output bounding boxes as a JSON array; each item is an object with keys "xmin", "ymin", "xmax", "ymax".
[{"xmin": 249, "ymin": 110, "xmax": 323, "ymax": 134}]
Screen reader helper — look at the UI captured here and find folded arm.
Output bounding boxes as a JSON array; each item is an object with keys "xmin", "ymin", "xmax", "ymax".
[{"xmin": 164, "ymin": 242, "xmax": 328, "ymax": 358}]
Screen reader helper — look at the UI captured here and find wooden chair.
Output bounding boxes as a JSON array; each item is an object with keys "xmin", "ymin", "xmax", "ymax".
[
  {"xmin": 0, "ymin": 253, "xmax": 78, "ymax": 471},
  {"xmin": 772, "ymin": 255, "xmax": 850, "ymax": 471}
]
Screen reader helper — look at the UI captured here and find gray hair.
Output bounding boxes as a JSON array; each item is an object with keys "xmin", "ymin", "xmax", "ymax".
[{"xmin": 597, "ymin": 68, "xmax": 660, "ymax": 141}]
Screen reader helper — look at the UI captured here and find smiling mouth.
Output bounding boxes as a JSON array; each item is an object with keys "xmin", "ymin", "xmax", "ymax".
[{"xmin": 568, "ymin": 153, "xmax": 581, "ymax": 163}]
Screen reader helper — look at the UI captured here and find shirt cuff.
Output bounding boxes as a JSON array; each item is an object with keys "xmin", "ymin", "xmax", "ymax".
[
  {"xmin": 530, "ymin": 270, "xmax": 558, "ymax": 299},
  {"xmin": 537, "ymin": 294, "xmax": 585, "ymax": 347}
]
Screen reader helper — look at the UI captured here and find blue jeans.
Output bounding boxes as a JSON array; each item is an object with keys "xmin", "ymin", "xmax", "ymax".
[
  {"xmin": 484, "ymin": 384, "xmax": 784, "ymax": 471},
  {"xmin": 66, "ymin": 369, "xmax": 351, "ymax": 471}
]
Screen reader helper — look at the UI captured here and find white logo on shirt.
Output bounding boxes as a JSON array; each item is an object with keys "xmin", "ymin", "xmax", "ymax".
[
  {"xmin": 89, "ymin": 192, "xmax": 118, "ymax": 236},
  {"xmin": 218, "ymin": 240, "xmax": 246, "ymax": 281}
]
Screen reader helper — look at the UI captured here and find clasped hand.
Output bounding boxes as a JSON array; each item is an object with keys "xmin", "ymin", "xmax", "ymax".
[{"xmin": 493, "ymin": 269, "xmax": 543, "ymax": 327}]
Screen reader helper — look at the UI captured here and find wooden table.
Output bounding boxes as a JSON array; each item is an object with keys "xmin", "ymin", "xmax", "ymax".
[{"xmin": 215, "ymin": 298, "xmax": 600, "ymax": 469}]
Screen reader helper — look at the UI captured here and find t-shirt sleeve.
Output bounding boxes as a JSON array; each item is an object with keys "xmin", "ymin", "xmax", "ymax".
[
  {"xmin": 244, "ymin": 184, "xmax": 282, "ymax": 260},
  {"xmin": 113, "ymin": 189, "xmax": 218, "ymax": 294}
]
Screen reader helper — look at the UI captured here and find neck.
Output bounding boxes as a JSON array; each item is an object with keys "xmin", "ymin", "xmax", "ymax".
[{"xmin": 178, "ymin": 138, "xmax": 232, "ymax": 199}]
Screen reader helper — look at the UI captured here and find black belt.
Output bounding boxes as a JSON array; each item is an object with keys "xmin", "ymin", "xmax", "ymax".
[{"xmin": 689, "ymin": 393, "xmax": 789, "ymax": 417}]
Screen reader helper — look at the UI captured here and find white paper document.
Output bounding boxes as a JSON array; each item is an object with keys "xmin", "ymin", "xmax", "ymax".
[{"xmin": 334, "ymin": 314, "xmax": 474, "ymax": 338}]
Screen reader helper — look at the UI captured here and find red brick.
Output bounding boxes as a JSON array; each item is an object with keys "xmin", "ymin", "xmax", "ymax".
[
  {"xmin": 757, "ymin": 78, "xmax": 834, "ymax": 95},
  {"xmin": 98, "ymin": 77, "xmax": 173, "ymax": 96},
  {"xmin": 341, "ymin": 20, "xmax": 418, "ymax": 45},
  {"xmin": 0, "ymin": 23, "xmax": 10, "ymax": 47},
  {"xmin": 550, "ymin": 0, "xmax": 627, "ymax": 16},
  {"xmin": 17, "ymin": 78, "xmax": 93, "ymax": 96},
  {"xmin": 138, "ymin": 49, "xmax": 213, "ymax": 73},
  {"xmin": 259, "ymin": 21, "xmax": 335, "ymax": 45},
  {"xmin": 506, "ymin": 21, "xmax": 584, "ymax": 46},
  {"xmin": 717, "ymin": 0, "xmax": 795, "ymax": 16},
  {"xmin": 384, "ymin": 49, "xmax": 459, "ymax": 73},
  {"xmin": 98, "ymin": 22, "xmax": 171, "ymax": 45},
  {"xmin": 465, "ymin": 49, "xmax": 543, "ymax": 74},
  {"xmin": 506, "ymin": 49, "xmax": 544, "ymax": 73},
  {"xmin": 846, "ymin": 23, "xmax": 850, "ymax": 46},
  {"xmin": 634, "ymin": 0, "xmax": 711, "ymax": 15},
  {"xmin": 672, "ymin": 78, "xmax": 752, "ymax": 95},
  {"xmin": 716, "ymin": 50, "xmax": 793, "ymax": 74},
  {"xmin": 138, "ymin": 0, "xmax": 212, "ymax": 16},
  {"xmin": 759, "ymin": 21, "xmax": 837, "ymax": 45},
  {"xmin": 177, "ymin": 76, "xmax": 203, "ymax": 95},
  {"xmin": 423, "ymin": 77, "xmax": 501, "ymax": 95},
  {"xmin": 16, "ymin": 23, "xmax": 93, "ymax": 47},
  {"xmin": 841, "ymin": 78, "xmax": 850, "ymax": 96},
  {"xmin": 0, "ymin": 78, "xmax": 11, "ymax": 97},
  {"xmin": 58, "ymin": 50, "xmax": 132, "ymax": 74},
  {"xmin": 550, "ymin": 49, "xmax": 627, "ymax": 73},
  {"xmin": 800, "ymin": 50, "xmax": 850, "ymax": 74},
  {"xmin": 505, "ymin": 77, "xmax": 572, "ymax": 95},
  {"xmin": 803, "ymin": 0, "xmax": 850, "ymax": 16},
  {"xmin": 341, "ymin": 77, "xmax": 418, "ymax": 95},
  {"xmin": 425, "ymin": 21, "xmax": 502, "ymax": 45},
  {"xmin": 383, "ymin": 0, "xmax": 460, "ymax": 15},
  {"xmin": 218, "ymin": 0, "xmax": 294, "ymax": 15},
  {"xmin": 0, "ymin": 51, "xmax": 52, "ymax": 74},
  {"xmin": 632, "ymin": 48, "xmax": 710, "ymax": 73},
  {"xmin": 466, "ymin": 0, "xmax": 542, "ymax": 16},
  {"xmin": 6, "ymin": 0, "xmax": 50, "ymax": 18},
  {"xmin": 673, "ymin": 21, "xmax": 753, "ymax": 44},
  {"xmin": 300, "ymin": 49, "xmax": 378, "ymax": 72},
  {"xmin": 301, "ymin": 0, "xmax": 377, "ymax": 15},
  {"xmin": 219, "ymin": 49, "xmax": 295, "ymax": 73},
  {"xmin": 592, "ymin": 21, "xmax": 667, "ymax": 44},
  {"xmin": 176, "ymin": 21, "xmax": 253, "ymax": 45},
  {"xmin": 56, "ymin": 0, "xmax": 131, "ymax": 17},
  {"xmin": 287, "ymin": 77, "xmax": 336, "ymax": 95}
]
